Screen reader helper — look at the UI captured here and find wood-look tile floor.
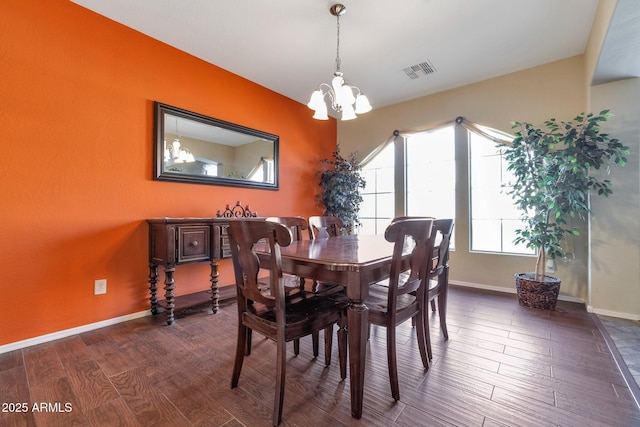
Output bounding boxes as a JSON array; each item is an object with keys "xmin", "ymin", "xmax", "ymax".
[{"xmin": 2, "ymin": 285, "xmax": 640, "ymax": 427}]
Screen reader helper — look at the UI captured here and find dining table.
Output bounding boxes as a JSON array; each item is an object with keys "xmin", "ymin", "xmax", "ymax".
[{"xmin": 256, "ymin": 233, "xmax": 403, "ymax": 419}]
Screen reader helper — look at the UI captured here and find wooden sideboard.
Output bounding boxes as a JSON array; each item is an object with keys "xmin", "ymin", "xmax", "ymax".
[
  {"xmin": 146, "ymin": 218, "xmax": 222, "ymax": 325},
  {"xmin": 147, "ymin": 215, "xmax": 262, "ymax": 325}
]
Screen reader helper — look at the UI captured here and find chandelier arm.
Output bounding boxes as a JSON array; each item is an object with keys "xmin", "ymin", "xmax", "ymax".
[
  {"xmin": 318, "ymin": 83, "xmax": 338, "ymax": 107},
  {"xmin": 329, "ymin": 96, "xmax": 341, "ymax": 112},
  {"xmin": 324, "ymin": 89, "xmax": 339, "ymax": 112},
  {"xmin": 318, "ymin": 82, "xmax": 333, "ymax": 92}
]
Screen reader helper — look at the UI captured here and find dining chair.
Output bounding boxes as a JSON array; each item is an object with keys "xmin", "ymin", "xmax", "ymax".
[
  {"xmin": 392, "ymin": 217, "xmax": 454, "ymax": 360},
  {"xmin": 265, "ymin": 216, "xmax": 310, "ymax": 356},
  {"xmin": 308, "ymin": 215, "xmax": 344, "ymax": 239},
  {"xmin": 228, "ymin": 220, "xmax": 348, "ymax": 426},
  {"xmin": 265, "ymin": 216, "xmax": 309, "ymax": 292},
  {"xmin": 307, "ymin": 216, "xmax": 346, "ymax": 296},
  {"xmin": 424, "ymin": 218, "xmax": 454, "ymax": 360},
  {"xmin": 266, "ymin": 216, "xmax": 308, "ymax": 242},
  {"xmin": 365, "ymin": 217, "xmax": 435, "ymax": 401}
]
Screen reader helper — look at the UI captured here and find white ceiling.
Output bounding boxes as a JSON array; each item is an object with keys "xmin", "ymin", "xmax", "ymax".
[{"xmin": 70, "ymin": 0, "xmax": 633, "ymax": 112}]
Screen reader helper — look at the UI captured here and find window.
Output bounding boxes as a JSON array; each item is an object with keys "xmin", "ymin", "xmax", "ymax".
[
  {"xmin": 469, "ymin": 132, "xmax": 533, "ymax": 255},
  {"xmin": 405, "ymin": 127, "xmax": 456, "ymax": 220},
  {"xmin": 359, "ymin": 144, "xmax": 395, "ymax": 235},
  {"xmin": 359, "ymin": 126, "xmax": 455, "ymax": 244},
  {"xmin": 248, "ymin": 158, "xmax": 275, "ymax": 183},
  {"xmin": 202, "ymin": 161, "xmax": 219, "ymax": 176},
  {"xmin": 359, "ymin": 122, "xmax": 531, "ymax": 256}
]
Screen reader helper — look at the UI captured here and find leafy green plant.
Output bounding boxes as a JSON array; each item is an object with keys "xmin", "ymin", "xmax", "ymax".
[
  {"xmin": 316, "ymin": 145, "xmax": 366, "ymax": 234},
  {"xmin": 503, "ymin": 110, "xmax": 629, "ymax": 281}
]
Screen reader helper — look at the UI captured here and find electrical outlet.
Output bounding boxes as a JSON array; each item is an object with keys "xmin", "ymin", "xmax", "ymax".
[{"xmin": 94, "ymin": 279, "xmax": 107, "ymax": 295}]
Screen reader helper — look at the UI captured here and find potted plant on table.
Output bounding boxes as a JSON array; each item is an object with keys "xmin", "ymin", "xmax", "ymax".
[
  {"xmin": 316, "ymin": 145, "xmax": 366, "ymax": 234},
  {"xmin": 503, "ymin": 110, "xmax": 629, "ymax": 309}
]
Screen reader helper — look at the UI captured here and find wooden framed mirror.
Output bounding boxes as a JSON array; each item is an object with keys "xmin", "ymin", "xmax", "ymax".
[{"xmin": 153, "ymin": 102, "xmax": 279, "ymax": 190}]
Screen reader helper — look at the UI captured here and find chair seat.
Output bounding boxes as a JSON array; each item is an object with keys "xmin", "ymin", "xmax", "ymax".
[
  {"xmin": 259, "ymin": 272, "xmax": 340, "ymax": 358},
  {"xmin": 245, "ymin": 292, "xmax": 349, "ymax": 341},
  {"xmin": 366, "ymin": 282, "xmax": 417, "ymax": 313}
]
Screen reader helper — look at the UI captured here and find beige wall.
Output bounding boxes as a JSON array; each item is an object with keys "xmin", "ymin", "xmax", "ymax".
[
  {"xmin": 339, "ymin": 56, "xmax": 586, "ymax": 158},
  {"xmin": 234, "ymin": 139, "xmax": 273, "ymax": 177},
  {"xmin": 338, "ymin": 56, "xmax": 589, "ymax": 299},
  {"xmin": 590, "ymin": 78, "xmax": 640, "ymax": 319}
]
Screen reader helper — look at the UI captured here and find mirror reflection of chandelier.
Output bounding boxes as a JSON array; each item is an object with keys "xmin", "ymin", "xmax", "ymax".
[
  {"xmin": 164, "ymin": 138, "xmax": 195, "ymax": 163},
  {"xmin": 307, "ymin": 4, "xmax": 372, "ymax": 121},
  {"xmin": 163, "ymin": 118, "xmax": 195, "ymax": 163}
]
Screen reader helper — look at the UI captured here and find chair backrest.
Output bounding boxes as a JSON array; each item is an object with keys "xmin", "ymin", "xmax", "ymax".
[
  {"xmin": 308, "ymin": 216, "xmax": 344, "ymax": 239},
  {"xmin": 265, "ymin": 216, "xmax": 308, "ymax": 242},
  {"xmin": 429, "ymin": 219, "xmax": 454, "ymax": 280},
  {"xmin": 227, "ymin": 220, "xmax": 293, "ymax": 311},
  {"xmin": 391, "ymin": 216, "xmax": 453, "ymax": 278},
  {"xmin": 384, "ymin": 218, "xmax": 435, "ymax": 304}
]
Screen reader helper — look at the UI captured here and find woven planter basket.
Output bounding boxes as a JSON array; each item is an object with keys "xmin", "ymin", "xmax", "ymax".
[{"xmin": 515, "ymin": 273, "xmax": 561, "ymax": 310}]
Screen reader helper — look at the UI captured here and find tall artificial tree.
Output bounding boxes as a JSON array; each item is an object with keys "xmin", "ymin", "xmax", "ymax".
[
  {"xmin": 503, "ymin": 110, "xmax": 628, "ymax": 281},
  {"xmin": 316, "ymin": 145, "xmax": 366, "ymax": 234}
]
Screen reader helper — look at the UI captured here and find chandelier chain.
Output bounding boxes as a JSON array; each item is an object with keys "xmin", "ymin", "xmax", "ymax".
[{"xmin": 335, "ymin": 14, "xmax": 341, "ymax": 73}]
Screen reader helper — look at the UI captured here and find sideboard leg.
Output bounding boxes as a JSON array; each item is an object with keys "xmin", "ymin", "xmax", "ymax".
[
  {"xmin": 148, "ymin": 263, "xmax": 159, "ymax": 315},
  {"xmin": 210, "ymin": 259, "xmax": 219, "ymax": 314},
  {"xmin": 164, "ymin": 266, "xmax": 176, "ymax": 325}
]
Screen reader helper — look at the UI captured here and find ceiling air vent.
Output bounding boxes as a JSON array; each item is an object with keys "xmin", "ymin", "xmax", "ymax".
[{"xmin": 403, "ymin": 60, "xmax": 437, "ymax": 80}]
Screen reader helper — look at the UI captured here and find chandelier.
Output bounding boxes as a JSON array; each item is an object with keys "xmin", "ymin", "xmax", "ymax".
[
  {"xmin": 164, "ymin": 118, "xmax": 195, "ymax": 163},
  {"xmin": 307, "ymin": 4, "xmax": 372, "ymax": 121}
]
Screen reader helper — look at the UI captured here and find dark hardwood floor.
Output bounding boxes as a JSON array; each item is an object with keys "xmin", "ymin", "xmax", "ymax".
[{"xmin": 2, "ymin": 285, "xmax": 640, "ymax": 427}]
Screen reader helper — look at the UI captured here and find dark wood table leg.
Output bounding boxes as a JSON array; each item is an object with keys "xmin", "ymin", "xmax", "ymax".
[
  {"xmin": 210, "ymin": 259, "xmax": 219, "ymax": 314},
  {"xmin": 164, "ymin": 266, "xmax": 176, "ymax": 325},
  {"xmin": 148, "ymin": 263, "xmax": 159, "ymax": 315},
  {"xmin": 348, "ymin": 301, "xmax": 368, "ymax": 419}
]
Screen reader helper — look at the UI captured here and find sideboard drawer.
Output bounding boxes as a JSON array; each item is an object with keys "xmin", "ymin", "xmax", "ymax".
[
  {"xmin": 177, "ymin": 226, "xmax": 210, "ymax": 263},
  {"xmin": 220, "ymin": 225, "xmax": 232, "ymax": 259}
]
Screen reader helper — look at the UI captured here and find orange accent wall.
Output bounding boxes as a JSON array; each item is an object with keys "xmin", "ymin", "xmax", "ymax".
[{"xmin": 0, "ymin": 0, "xmax": 336, "ymax": 346}]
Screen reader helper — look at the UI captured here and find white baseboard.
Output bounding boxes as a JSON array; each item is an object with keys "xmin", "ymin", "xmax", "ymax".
[
  {"xmin": 0, "ymin": 310, "xmax": 150, "ymax": 355},
  {"xmin": 451, "ymin": 280, "xmax": 518, "ymax": 295},
  {"xmin": 587, "ymin": 306, "xmax": 640, "ymax": 321}
]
